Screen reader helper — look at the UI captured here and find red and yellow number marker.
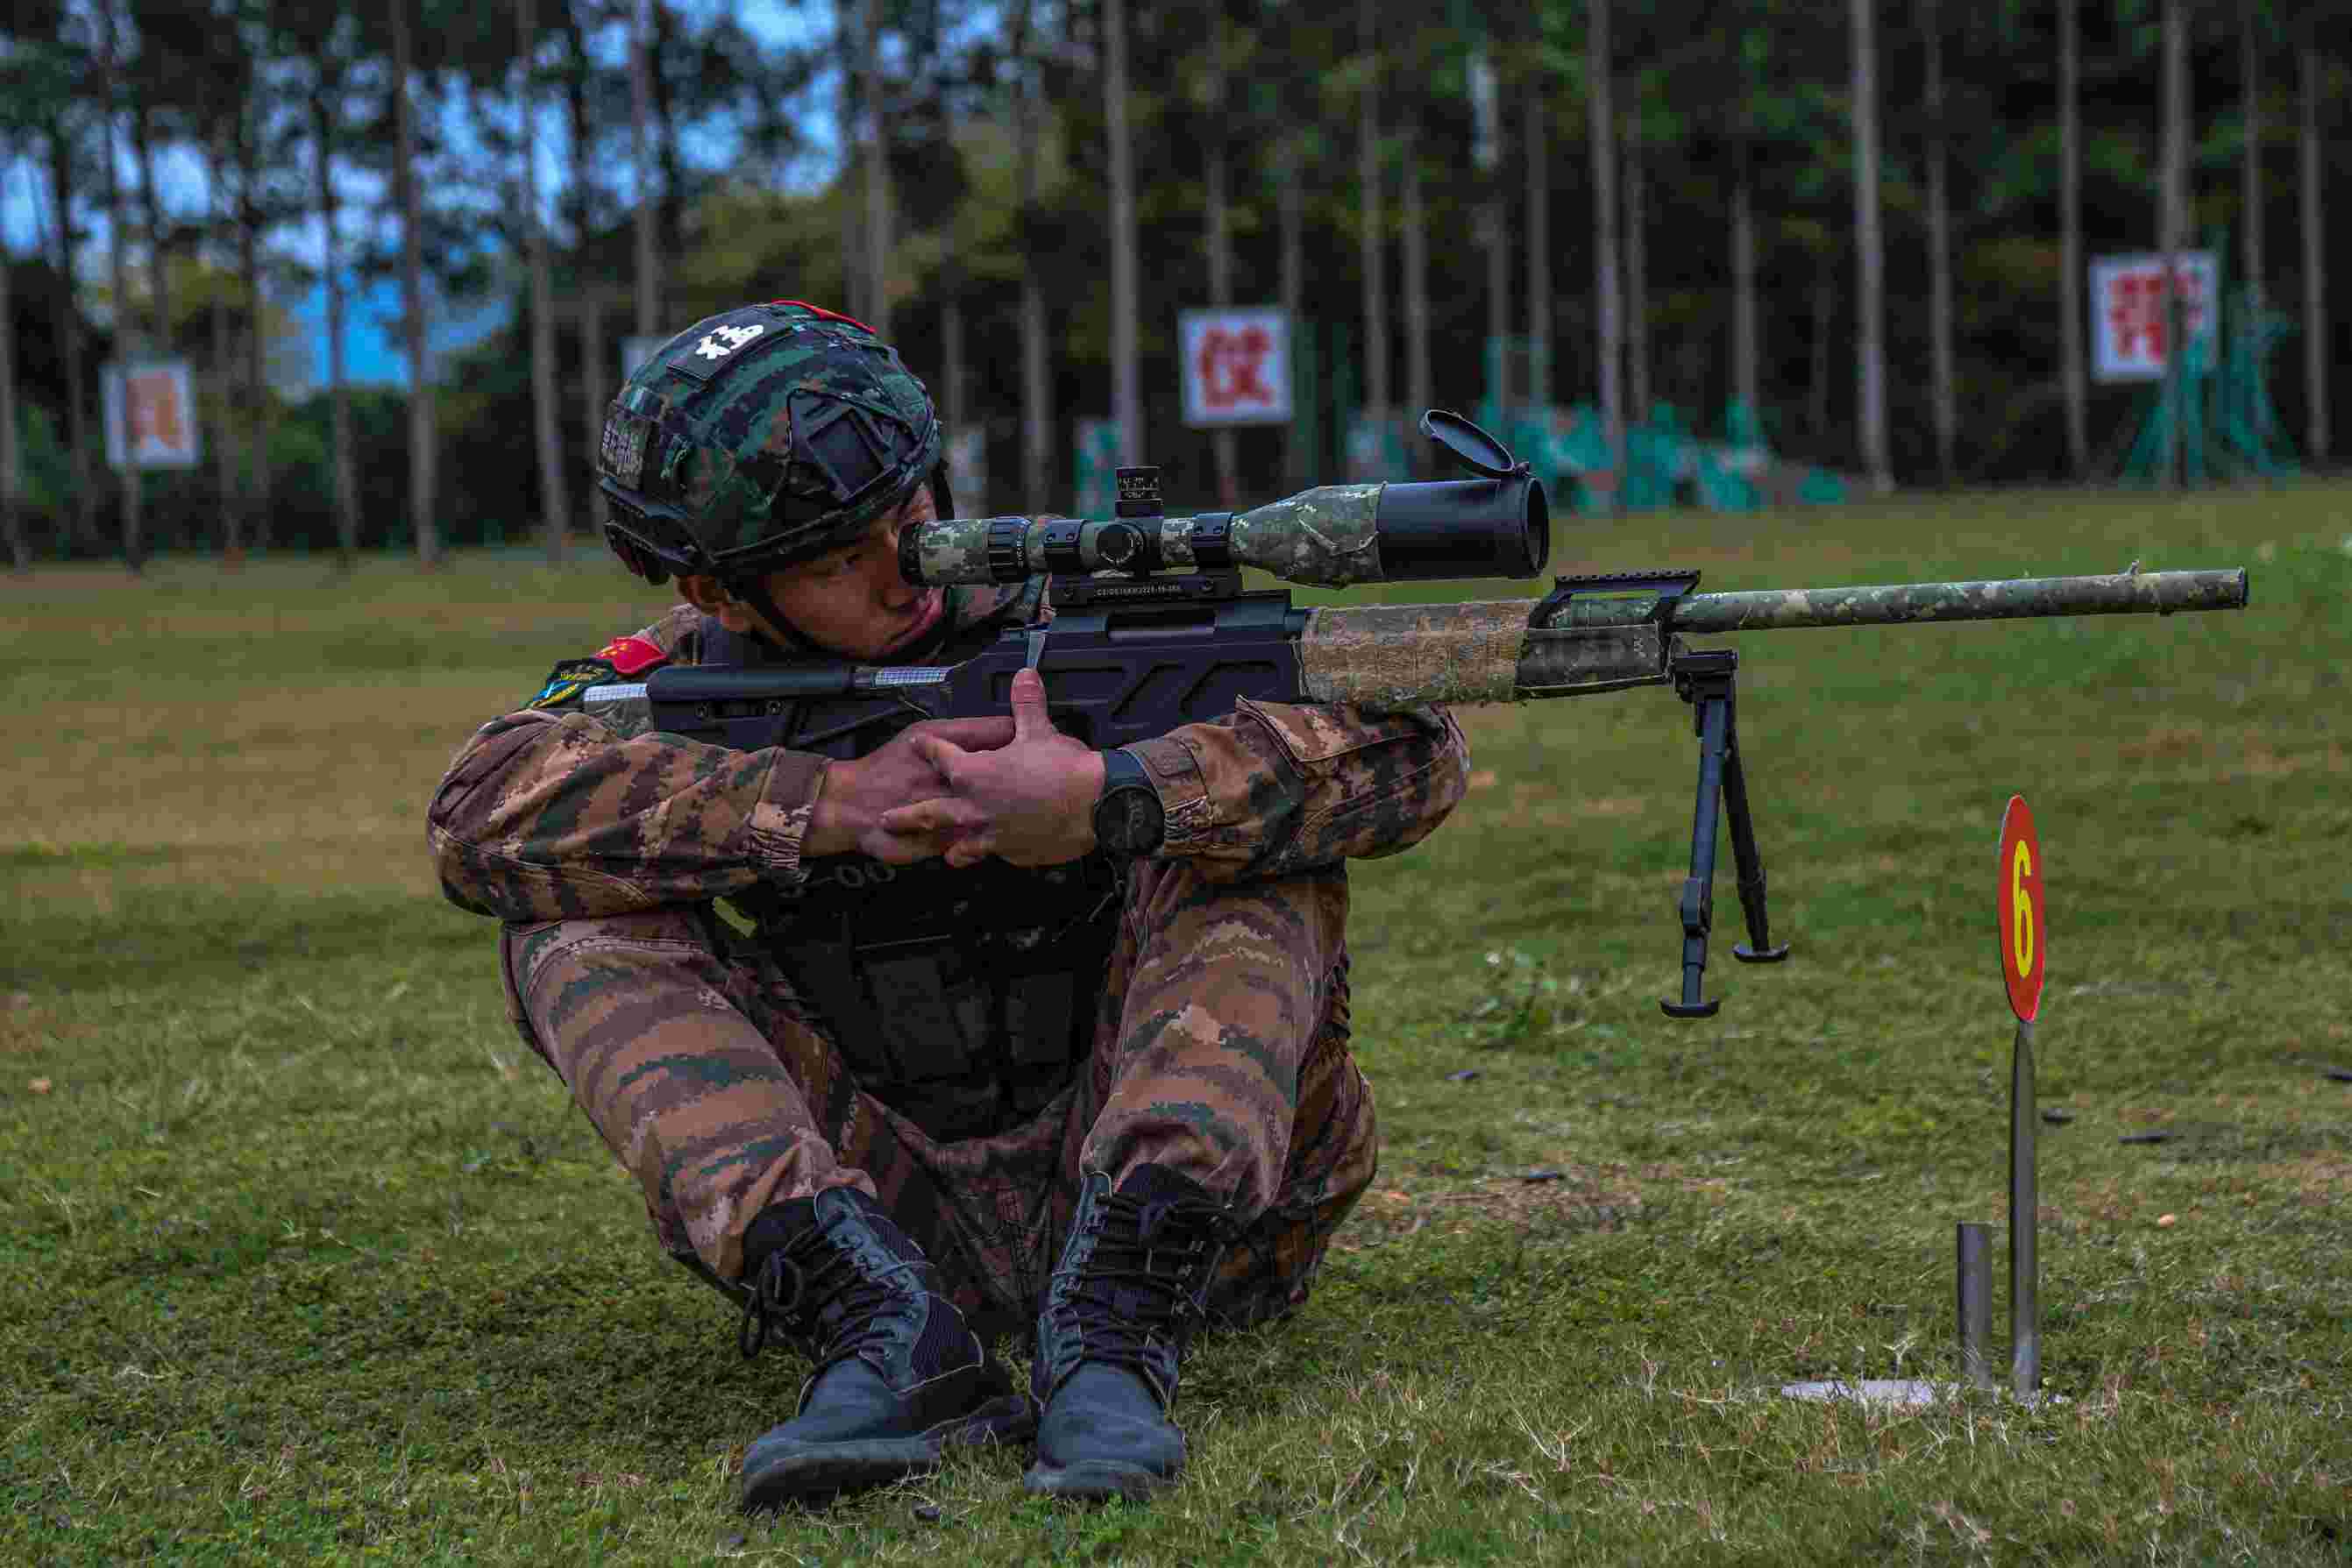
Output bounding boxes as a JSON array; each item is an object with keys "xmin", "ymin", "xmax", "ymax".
[
  {"xmin": 1993, "ymin": 793, "xmax": 2043, "ymax": 1395},
  {"xmin": 1995, "ymin": 795, "xmax": 2046, "ymax": 1023}
]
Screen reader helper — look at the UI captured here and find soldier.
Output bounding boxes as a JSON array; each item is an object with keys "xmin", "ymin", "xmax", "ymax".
[{"xmin": 427, "ymin": 300, "xmax": 1468, "ymax": 1510}]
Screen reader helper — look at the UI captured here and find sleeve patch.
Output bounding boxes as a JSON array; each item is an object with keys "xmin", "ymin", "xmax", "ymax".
[
  {"xmin": 529, "ymin": 656, "xmax": 620, "ymax": 710},
  {"xmin": 594, "ymin": 635, "xmax": 670, "ymax": 676}
]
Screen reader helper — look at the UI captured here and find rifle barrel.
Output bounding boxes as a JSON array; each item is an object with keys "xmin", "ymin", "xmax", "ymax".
[{"xmin": 1659, "ymin": 569, "xmax": 2249, "ymax": 635}]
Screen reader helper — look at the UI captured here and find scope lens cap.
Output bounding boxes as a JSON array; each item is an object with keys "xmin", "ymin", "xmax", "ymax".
[{"xmin": 1418, "ymin": 409, "xmax": 1527, "ymax": 479}]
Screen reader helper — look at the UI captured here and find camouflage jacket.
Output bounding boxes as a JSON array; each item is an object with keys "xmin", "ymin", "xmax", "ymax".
[{"xmin": 428, "ymin": 581, "xmax": 1470, "ymax": 925}]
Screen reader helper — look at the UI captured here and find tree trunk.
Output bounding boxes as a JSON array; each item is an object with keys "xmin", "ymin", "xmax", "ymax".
[
  {"xmin": 631, "ymin": 0, "xmax": 660, "ymax": 337},
  {"xmin": 207, "ymin": 140, "xmax": 242, "ymax": 565},
  {"xmin": 1809, "ymin": 269, "xmax": 1832, "ymax": 438},
  {"xmin": 2302, "ymin": 46, "xmax": 2327, "ymax": 463},
  {"xmin": 392, "ymin": 0, "xmax": 440, "ymax": 566},
  {"xmin": 1279, "ymin": 125, "xmax": 1306, "ymax": 488},
  {"xmin": 836, "ymin": 0, "xmax": 861, "ymax": 320},
  {"xmin": 312, "ymin": 86, "xmax": 359, "ymax": 564},
  {"xmin": 942, "ymin": 290, "xmax": 967, "ymax": 505},
  {"xmin": 1012, "ymin": 0, "xmax": 1050, "ymax": 508},
  {"xmin": 238, "ymin": 121, "xmax": 272, "ymax": 551},
  {"xmin": 565, "ymin": 4, "xmax": 606, "ymax": 536},
  {"xmin": 2241, "ymin": 2, "xmax": 2261, "ymax": 307},
  {"xmin": 649, "ymin": 0, "xmax": 683, "ymax": 273},
  {"xmin": 1924, "ymin": 0, "xmax": 1955, "ymax": 486},
  {"xmin": 1, "ymin": 161, "xmax": 23, "ymax": 571},
  {"xmin": 1475, "ymin": 38, "xmax": 1509, "ymax": 422},
  {"xmin": 2060, "ymin": 0, "xmax": 2088, "ymax": 477},
  {"xmin": 1852, "ymin": 0, "xmax": 1890, "ymax": 490},
  {"xmin": 100, "ymin": 10, "xmax": 145, "ymax": 572},
  {"xmin": 1526, "ymin": 62, "xmax": 1551, "ymax": 411},
  {"xmin": 1625, "ymin": 101, "xmax": 1648, "ymax": 419},
  {"xmin": 1204, "ymin": 14, "xmax": 1238, "ymax": 504},
  {"xmin": 2158, "ymin": 0, "xmax": 2189, "ymax": 488},
  {"xmin": 47, "ymin": 131, "xmax": 102, "ymax": 550},
  {"xmin": 133, "ymin": 103, "xmax": 171, "ymax": 350},
  {"xmin": 521, "ymin": 0, "xmax": 569, "ymax": 559},
  {"xmin": 1589, "ymin": 0, "xmax": 1623, "ymax": 494},
  {"xmin": 861, "ymin": 0, "xmax": 892, "ymax": 337},
  {"xmin": 1731, "ymin": 142, "xmax": 1759, "ymax": 428},
  {"xmin": 1402, "ymin": 125, "xmax": 1432, "ymax": 472},
  {"xmin": 1358, "ymin": 0, "xmax": 1389, "ymax": 440},
  {"xmin": 1105, "ymin": 0, "xmax": 1140, "ymax": 463}
]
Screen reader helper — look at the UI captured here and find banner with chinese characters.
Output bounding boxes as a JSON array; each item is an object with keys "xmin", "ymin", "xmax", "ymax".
[
  {"xmin": 1177, "ymin": 309, "xmax": 1291, "ymax": 427},
  {"xmin": 101, "ymin": 360, "xmax": 202, "ymax": 470},
  {"xmin": 2088, "ymin": 252, "xmax": 2217, "ymax": 382}
]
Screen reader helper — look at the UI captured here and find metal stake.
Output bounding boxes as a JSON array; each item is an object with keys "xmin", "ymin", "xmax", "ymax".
[
  {"xmin": 1956, "ymin": 1221, "xmax": 1993, "ymax": 1389},
  {"xmin": 2009, "ymin": 1016, "xmax": 2040, "ymax": 1396}
]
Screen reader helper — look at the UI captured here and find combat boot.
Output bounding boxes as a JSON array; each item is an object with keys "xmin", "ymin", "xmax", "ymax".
[
  {"xmin": 1024, "ymin": 1164, "xmax": 1235, "ymax": 1501},
  {"xmin": 735, "ymin": 1185, "xmax": 1033, "ymax": 1512}
]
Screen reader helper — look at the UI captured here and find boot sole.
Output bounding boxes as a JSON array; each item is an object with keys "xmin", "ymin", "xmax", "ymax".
[
  {"xmin": 1020, "ymin": 1458, "xmax": 1178, "ymax": 1503},
  {"xmin": 741, "ymin": 1393, "xmax": 1035, "ymax": 1513}
]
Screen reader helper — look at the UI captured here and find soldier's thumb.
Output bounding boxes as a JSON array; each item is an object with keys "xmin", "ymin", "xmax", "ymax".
[{"xmin": 1008, "ymin": 667, "xmax": 1051, "ymax": 740}]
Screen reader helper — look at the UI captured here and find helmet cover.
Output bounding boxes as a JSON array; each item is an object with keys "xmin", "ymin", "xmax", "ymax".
[{"xmin": 596, "ymin": 300, "xmax": 942, "ymax": 584}]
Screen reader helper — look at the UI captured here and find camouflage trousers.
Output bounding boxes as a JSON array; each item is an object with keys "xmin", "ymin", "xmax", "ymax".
[{"xmin": 497, "ymin": 859, "xmax": 1377, "ymax": 1342}]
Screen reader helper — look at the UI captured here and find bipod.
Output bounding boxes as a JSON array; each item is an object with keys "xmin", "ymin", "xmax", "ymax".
[{"xmin": 1660, "ymin": 648, "xmax": 1790, "ymax": 1018}]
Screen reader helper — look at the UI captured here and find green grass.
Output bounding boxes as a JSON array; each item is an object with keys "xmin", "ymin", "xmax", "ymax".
[{"xmin": 3, "ymin": 486, "xmax": 2348, "ymax": 1564}]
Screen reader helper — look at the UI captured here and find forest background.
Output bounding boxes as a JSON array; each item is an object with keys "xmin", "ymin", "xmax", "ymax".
[{"xmin": 1, "ymin": 0, "xmax": 2348, "ymax": 572}]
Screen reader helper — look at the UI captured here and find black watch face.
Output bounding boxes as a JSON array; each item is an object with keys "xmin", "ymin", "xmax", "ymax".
[{"xmin": 1096, "ymin": 787, "xmax": 1164, "ymax": 856}]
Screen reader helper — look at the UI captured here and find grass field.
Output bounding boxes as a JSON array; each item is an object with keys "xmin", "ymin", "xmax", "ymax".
[{"xmin": 4, "ymin": 483, "xmax": 2348, "ymax": 1564}]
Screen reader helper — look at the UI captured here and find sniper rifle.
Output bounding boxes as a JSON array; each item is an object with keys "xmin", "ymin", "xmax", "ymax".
[{"xmin": 642, "ymin": 412, "xmax": 2250, "ymax": 1018}]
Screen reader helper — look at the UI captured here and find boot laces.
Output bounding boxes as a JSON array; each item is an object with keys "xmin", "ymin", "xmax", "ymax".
[
  {"xmin": 737, "ymin": 1224, "xmax": 913, "ymax": 1366},
  {"xmin": 1059, "ymin": 1189, "xmax": 1233, "ymax": 1385}
]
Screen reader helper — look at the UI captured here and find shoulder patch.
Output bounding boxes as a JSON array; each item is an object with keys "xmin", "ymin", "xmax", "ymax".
[
  {"xmin": 528, "ymin": 656, "xmax": 620, "ymax": 711},
  {"xmin": 594, "ymin": 635, "xmax": 670, "ymax": 677}
]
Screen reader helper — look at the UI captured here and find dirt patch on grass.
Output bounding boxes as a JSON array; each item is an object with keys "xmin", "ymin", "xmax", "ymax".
[{"xmin": 2250, "ymin": 1157, "xmax": 2352, "ymax": 1203}]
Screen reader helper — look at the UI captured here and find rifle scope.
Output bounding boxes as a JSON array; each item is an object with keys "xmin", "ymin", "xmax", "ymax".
[{"xmin": 899, "ymin": 411, "xmax": 1549, "ymax": 591}]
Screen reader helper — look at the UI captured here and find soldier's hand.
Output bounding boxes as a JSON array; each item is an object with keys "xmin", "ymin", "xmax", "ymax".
[
  {"xmin": 884, "ymin": 669, "xmax": 1105, "ymax": 869},
  {"xmin": 806, "ymin": 715, "xmax": 1016, "ymax": 863}
]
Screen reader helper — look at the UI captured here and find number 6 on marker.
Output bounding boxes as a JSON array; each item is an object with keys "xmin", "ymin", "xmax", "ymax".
[
  {"xmin": 1997, "ymin": 797, "xmax": 2046, "ymax": 1022},
  {"xmin": 2011, "ymin": 841, "xmax": 2035, "ymax": 978}
]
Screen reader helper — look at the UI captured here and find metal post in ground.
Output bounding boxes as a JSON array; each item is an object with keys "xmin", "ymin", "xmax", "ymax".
[{"xmin": 1957, "ymin": 1221, "xmax": 1994, "ymax": 1389}]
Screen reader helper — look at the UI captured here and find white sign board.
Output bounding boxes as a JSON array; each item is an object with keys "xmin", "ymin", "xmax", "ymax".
[
  {"xmin": 1177, "ymin": 309, "xmax": 1291, "ymax": 427},
  {"xmin": 102, "ymin": 360, "xmax": 202, "ymax": 470},
  {"xmin": 2089, "ymin": 252, "xmax": 2218, "ymax": 382}
]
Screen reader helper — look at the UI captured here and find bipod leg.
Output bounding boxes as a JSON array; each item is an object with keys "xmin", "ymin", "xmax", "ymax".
[
  {"xmin": 1662, "ymin": 650, "xmax": 1737, "ymax": 1018},
  {"xmin": 1719, "ymin": 705, "xmax": 1790, "ymax": 967}
]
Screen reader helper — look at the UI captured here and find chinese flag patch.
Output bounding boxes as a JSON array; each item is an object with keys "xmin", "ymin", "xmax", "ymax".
[{"xmin": 594, "ymin": 635, "xmax": 668, "ymax": 676}]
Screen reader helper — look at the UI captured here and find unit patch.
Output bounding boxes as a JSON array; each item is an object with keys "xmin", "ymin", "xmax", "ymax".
[{"xmin": 527, "ymin": 657, "xmax": 618, "ymax": 711}]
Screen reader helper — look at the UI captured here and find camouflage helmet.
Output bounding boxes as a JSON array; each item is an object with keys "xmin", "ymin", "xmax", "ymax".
[{"xmin": 595, "ymin": 300, "xmax": 944, "ymax": 585}]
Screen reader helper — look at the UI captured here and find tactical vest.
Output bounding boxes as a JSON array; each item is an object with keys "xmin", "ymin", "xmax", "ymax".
[{"xmin": 700, "ymin": 607, "xmax": 1126, "ymax": 1144}]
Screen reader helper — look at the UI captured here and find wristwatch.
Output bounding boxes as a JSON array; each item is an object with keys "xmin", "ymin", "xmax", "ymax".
[{"xmin": 1091, "ymin": 748, "xmax": 1166, "ymax": 859}]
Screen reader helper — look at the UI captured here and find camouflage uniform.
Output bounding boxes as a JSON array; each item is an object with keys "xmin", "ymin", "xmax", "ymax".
[{"xmin": 430, "ymin": 585, "xmax": 1467, "ymax": 1339}]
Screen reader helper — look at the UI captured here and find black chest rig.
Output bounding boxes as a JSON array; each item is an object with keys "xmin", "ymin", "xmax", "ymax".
[{"xmin": 698, "ymin": 609, "xmax": 1127, "ymax": 1144}]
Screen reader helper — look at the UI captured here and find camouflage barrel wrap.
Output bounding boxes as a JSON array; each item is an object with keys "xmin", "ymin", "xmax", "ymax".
[
  {"xmin": 904, "ymin": 513, "xmax": 1009, "ymax": 584},
  {"xmin": 1227, "ymin": 484, "xmax": 1387, "ymax": 585},
  {"xmin": 1295, "ymin": 604, "xmax": 1671, "ymax": 708},
  {"xmin": 1526, "ymin": 568, "xmax": 2249, "ymax": 635}
]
